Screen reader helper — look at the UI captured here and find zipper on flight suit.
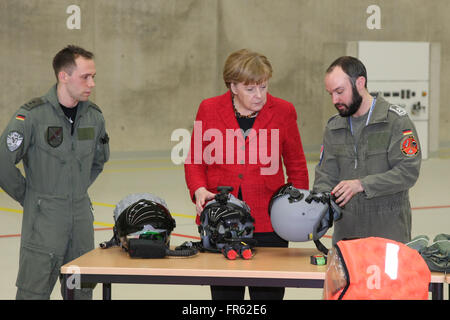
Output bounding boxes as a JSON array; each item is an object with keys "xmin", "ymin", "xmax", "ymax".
[
  {"xmin": 73, "ymin": 113, "xmax": 84, "ymax": 172},
  {"xmin": 348, "ymin": 122, "xmax": 359, "ymax": 169},
  {"xmin": 348, "ymin": 98, "xmax": 376, "ymax": 169},
  {"xmin": 59, "ymin": 104, "xmax": 80, "ymax": 236}
]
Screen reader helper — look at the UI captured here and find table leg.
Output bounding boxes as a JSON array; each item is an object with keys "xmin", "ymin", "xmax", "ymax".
[
  {"xmin": 103, "ymin": 283, "xmax": 112, "ymax": 300},
  {"xmin": 430, "ymin": 283, "xmax": 443, "ymax": 300},
  {"xmin": 62, "ymin": 274, "xmax": 74, "ymax": 300}
]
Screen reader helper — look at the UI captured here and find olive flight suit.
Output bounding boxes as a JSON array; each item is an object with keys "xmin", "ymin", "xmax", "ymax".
[
  {"xmin": 313, "ymin": 95, "xmax": 421, "ymax": 244},
  {"xmin": 0, "ymin": 85, "xmax": 109, "ymax": 299}
]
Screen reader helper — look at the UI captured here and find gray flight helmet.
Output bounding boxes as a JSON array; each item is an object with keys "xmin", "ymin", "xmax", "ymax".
[{"xmin": 269, "ymin": 184, "xmax": 341, "ymax": 243}]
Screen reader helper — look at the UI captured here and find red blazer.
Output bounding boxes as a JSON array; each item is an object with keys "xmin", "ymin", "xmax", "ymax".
[{"xmin": 184, "ymin": 91, "xmax": 309, "ymax": 232}]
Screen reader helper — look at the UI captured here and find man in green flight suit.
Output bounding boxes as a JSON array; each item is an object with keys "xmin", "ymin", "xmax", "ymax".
[
  {"xmin": 0, "ymin": 45, "xmax": 110, "ymax": 299},
  {"xmin": 313, "ymin": 56, "xmax": 421, "ymax": 245}
]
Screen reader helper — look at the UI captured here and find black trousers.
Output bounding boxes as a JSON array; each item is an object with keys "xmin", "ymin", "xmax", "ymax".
[{"xmin": 210, "ymin": 232, "xmax": 288, "ymax": 300}]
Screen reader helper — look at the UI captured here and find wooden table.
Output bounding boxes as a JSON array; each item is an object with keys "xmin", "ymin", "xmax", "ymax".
[
  {"xmin": 60, "ymin": 246, "xmax": 447, "ymax": 300},
  {"xmin": 61, "ymin": 246, "xmax": 327, "ymax": 300}
]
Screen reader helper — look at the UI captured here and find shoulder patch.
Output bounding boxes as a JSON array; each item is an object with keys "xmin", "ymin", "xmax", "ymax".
[
  {"xmin": 21, "ymin": 97, "xmax": 45, "ymax": 111},
  {"xmin": 389, "ymin": 104, "xmax": 407, "ymax": 117},
  {"xmin": 6, "ymin": 131, "xmax": 24, "ymax": 152},
  {"xmin": 89, "ymin": 102, "xmax": 102, "ymax": 113},
  {"xmin": 401, "ymin": 134, "xmax": 419, "ymax": 157}
]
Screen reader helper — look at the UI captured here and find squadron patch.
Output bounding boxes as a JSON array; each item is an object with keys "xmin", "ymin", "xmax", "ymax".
[
  {"xmin": 400, "ymin": 134, "xmax": 419, "ymax": 157},
  {"xmin": 47, "ymin": 126, "xmax": 63, "ymax": 148},
  {"xmin": 6, "ymin": 131, "xmax": 24, "ymax": 152}
]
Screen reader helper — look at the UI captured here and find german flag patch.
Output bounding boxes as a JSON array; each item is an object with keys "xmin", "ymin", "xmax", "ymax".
[
  {"xmin": 402, "ymin": 129, "xmax": 413, "ymax": 136},
  {"xmin": 15, "ymin": 114, "xmax": 25, "ymax": 121}
]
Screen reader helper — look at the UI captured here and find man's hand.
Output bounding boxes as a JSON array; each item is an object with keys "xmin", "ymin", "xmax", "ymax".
[
  {"xmin": 194, "ymin": 187, "xmax": 216, "ymax": 216},
  {"xmin": 331, "ymin": 179, "xmax": 364, "ymax": 207}
]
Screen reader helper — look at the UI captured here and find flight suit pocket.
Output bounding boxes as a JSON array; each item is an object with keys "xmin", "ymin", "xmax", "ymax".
[
  {"xmin": 31, "ymin": 195, "xmax": 69, "ymax": 252},
  {"xmin": 332, "ymin": 144, "xmax": 354, "ymax": 176},
  {"xmin": 36, "ymin": 124, "xmax": 67, "ymax": 156},
  {"xmin": 75, "ymin": 127, "xmax": 97, "ymax": 188},
  {"xmin": 16, "ymin": 244, "xmax": 59, "ymax": 296},
  {"xmin": 367, "ymin": 131, "xmax": 390, "ymax": 152},
  {"xmin": 77, "ymin": 127, "xmax": 96, "ymax": 157},
  {"xmin": 366, "ymin": 132, "xmax": 390, "ymax": 174},
  {"xmin": 333, "ymin": 144, "xmax": 353, "ymax": 158}
]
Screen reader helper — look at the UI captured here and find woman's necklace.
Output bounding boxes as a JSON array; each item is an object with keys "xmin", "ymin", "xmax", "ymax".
[{"xmin": 232, "ymin": 96, "xmax": 258, "ymax": 119}]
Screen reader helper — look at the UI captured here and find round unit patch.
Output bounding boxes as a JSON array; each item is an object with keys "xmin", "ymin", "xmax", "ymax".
[
  {"xmin": 6, "ymin": 131, "xmax": 24, "ymax": 152},
  {"xmin": 400, "ymin": 135, "xmax": 419, "ymax": 157}
]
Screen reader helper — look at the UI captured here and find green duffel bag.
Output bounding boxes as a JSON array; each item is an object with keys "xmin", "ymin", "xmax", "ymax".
[{"xmin": 407, "ymin": 234, "xmax": 449, "ymax": 273}]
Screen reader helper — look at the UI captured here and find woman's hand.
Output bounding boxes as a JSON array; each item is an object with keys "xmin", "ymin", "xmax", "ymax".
[{"xmin": 194, "ymin": 187, "xmax": 216, "ymax": 216}]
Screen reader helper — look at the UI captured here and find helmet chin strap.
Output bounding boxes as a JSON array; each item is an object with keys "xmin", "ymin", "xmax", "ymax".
[
  {"xmin": 312, "ymin": 193, "xmax": 341, "ymax": 255},
  {"xmin": 314, "ymin": 239, "xmax": 329, "ymax": 255}
]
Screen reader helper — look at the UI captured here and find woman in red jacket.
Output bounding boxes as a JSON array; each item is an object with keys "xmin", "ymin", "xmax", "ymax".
[{"xmin": 184, "ymin": 49, "xmax": 309, "ymax": 300}]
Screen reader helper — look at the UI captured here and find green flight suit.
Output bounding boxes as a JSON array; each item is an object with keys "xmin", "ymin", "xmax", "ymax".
[
  {"xmin": 0, "ymin": 85, "xmax": 110, "ymax": 299},
  {"xmin": 313, "ymin": 95, "xmax": 421, "ymax": 244}
]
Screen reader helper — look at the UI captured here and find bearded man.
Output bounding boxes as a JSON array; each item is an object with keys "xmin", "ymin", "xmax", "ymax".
[{"xmin": 313, "ymin": 56, "xmax": 421, "ymax": 244}]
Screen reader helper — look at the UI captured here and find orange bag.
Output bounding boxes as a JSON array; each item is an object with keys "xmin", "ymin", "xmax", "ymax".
[{"xmin": 323, "ymin": 237, "xmax": 431, "ymax": 300}]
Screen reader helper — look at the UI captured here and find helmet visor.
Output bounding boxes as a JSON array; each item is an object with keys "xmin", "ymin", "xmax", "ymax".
[{"xmin": 323, "ymin": 247, "xmax": 348, "ymax": 300}]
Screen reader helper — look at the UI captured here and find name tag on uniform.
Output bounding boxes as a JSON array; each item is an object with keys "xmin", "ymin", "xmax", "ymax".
[{"xmin": 77, "ymin": 127, "xmax": 95, "ymax": 140}]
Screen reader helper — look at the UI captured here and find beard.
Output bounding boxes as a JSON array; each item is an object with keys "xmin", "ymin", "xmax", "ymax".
[{"xmin": 334, "ymin": 85, "xmax": 363, "ymax": 117}]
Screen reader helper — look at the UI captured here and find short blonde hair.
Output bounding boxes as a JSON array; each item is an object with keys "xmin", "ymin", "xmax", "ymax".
[{"xmin": 223, "ymin": 49, "xmax": 273, "ymax": 89}]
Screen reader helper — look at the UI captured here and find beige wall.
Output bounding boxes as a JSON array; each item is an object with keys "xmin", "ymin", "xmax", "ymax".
[{"xmin": 1, "ymin": 0, "xmax": 449, "ymax": 158}]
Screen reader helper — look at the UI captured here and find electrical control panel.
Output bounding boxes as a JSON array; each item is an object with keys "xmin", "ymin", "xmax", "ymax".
[
  {"xmin": 357, "ymin": 41, "xmax": 430, "ymax": 158},
  {"xmin": 368, "ymin": 81, "xmax": 428, "ymax": 121}
]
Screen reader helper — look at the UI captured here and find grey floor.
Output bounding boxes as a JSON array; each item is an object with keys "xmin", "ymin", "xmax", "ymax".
[{"xmin": 0, "ymin": 155, "xmax": 449, "ymax": 300}]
